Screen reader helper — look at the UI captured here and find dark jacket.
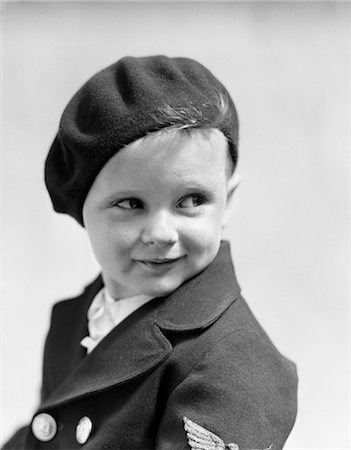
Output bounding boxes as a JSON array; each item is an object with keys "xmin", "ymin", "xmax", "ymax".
[{"xmin": 3, "ymin": 241, "xmax": 298, "ymax": 450}]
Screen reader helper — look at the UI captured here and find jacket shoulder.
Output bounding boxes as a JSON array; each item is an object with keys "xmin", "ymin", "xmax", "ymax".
[{"xmin": 215, "ymin": 295, "xmax": 297, "ymax": 376}]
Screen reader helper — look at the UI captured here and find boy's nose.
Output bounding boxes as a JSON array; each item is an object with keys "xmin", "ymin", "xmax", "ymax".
[{"xmin": 141, "ymin": 211, "xmax": 178, "ymax": 246}]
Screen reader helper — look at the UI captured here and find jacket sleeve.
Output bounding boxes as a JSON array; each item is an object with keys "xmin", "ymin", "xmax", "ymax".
[{"xmin": 156, "ymin": 329, "xmax": 298, "ymax": 450}]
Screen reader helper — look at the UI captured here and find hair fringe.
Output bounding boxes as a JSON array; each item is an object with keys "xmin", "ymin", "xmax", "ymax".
[{"xmin": 150, "ymin": 90, "xmax": 233, "ymax": 132}]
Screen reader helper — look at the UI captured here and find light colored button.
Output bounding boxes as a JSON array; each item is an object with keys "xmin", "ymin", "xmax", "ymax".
[
  {"xmin": 31, "ymin": 413, "xmax": 57, "ymax": 442},
  {"xmin": 76, "ymin": 416, "xmax": 93, "ymax": 445}
]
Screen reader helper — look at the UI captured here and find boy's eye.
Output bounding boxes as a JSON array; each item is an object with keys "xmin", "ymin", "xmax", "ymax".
[
  {"xmin": 114, "ymin": 198, "xmax": 143, "ymax": 210},
  {"xmin": 177, "ymin": 195, "xmax": 205, "ymax": 209}
]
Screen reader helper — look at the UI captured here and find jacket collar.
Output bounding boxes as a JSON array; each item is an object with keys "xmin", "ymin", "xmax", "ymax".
[{"xmin": 40, "ymin": 241, "xmax": 240, "ymax": 410}]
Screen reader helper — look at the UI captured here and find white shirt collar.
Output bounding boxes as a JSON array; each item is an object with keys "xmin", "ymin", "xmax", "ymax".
[{"xmin": 81, "ymin": 287, "xmax": 153, "ymax": 354}]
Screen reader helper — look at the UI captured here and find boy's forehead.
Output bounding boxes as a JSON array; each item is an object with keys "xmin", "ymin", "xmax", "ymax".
[
  {"xmin": 103, "ymin": 128, "xmax": 228, "ymax": 174},
  {"xmin": 91, "ymin": 128, "xmax": 229, "ymax": 194}
]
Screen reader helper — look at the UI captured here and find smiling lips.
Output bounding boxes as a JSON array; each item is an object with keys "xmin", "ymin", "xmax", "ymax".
[{"xmin": 137, "ymin": 257, "xmax": 184, "ymax": 272}]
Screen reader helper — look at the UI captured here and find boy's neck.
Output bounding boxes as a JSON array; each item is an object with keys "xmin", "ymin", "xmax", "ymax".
[{"xmin": 102, "ymin": 272, "xmax": 143, "ymax": 300}]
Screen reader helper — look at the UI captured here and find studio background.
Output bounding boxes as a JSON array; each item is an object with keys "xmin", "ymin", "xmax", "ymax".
[{"xmin": 1, "ymin": 2, "xmax": 349, "ymax": 448}]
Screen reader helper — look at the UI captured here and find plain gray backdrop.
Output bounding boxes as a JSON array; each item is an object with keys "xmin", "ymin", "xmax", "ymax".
[{"xmin": 1, "ymin": 2, "xmax": 350, "ymax": 448}]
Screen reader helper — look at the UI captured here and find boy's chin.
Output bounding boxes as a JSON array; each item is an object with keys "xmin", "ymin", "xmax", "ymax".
[
  {"xmin": 138, "ymin": 282, "xmax": 181, "ymax": 299},
  {"xmin": 105, "ymin": 276, "xmax": 183, "ymax": 299},
  {"xmin": 136, "ymin": 274, "xmax": 192, "ymax": 298}
]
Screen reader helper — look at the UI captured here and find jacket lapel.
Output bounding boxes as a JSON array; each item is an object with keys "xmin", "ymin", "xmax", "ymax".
[
  {"xmin": 40, "ymin": 297, "xmax": 171, "ymax": 410},
  {"xmin": 40, "ymin": 241, "xmax": 240, "ymax": 410}
]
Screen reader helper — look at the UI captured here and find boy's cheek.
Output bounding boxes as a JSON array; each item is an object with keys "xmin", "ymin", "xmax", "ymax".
[
  {"xmin": 182, "ymin": 218, "xmax": 223, "ymax": 243},
  {"xmin": 183, "ymin": 233, "xmax": 221, "ymax": 265},
  {"xmin": 90, "ymin": 224, "xmax": 136, "ymax": 249}
]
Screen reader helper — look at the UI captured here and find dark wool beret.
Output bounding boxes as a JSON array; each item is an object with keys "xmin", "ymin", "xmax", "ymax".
[{"xmin": 45, "ymin": 55, "xmax": 239, "ymax": 225}]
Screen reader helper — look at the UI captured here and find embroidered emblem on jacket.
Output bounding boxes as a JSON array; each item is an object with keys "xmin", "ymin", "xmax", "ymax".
[
  {"xmin": 183, "ymin": 416, "xmax": 239, "ymax": 450},
  {"xmin": 183, "ymin": 417, "xmax": 273, "ymax": 450}
]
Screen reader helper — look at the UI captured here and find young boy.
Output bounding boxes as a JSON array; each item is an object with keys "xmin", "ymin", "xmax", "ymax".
[{"xmin": 3, "ymin": 55, "xmax": 297, "ymax": 450}]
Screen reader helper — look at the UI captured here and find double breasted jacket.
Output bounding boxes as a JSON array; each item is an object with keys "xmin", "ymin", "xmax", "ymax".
[{"xmin": 3, "ymin": 241, "xmax": 298, "ymax": 450}]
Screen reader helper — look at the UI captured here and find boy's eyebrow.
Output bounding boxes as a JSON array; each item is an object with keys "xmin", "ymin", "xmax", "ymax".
[
  {"xmin": 173, "ymin": 179, "xmax": 222, "ymax": 192},
  {"xmin": 102, "ymin": 190, "xmax": 143, "ymax": 201}
]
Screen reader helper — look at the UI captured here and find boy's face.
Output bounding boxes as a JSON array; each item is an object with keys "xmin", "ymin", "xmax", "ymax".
[{"xmin": 83, "ymin": 128, "xmax": 236, "ymax": 299}]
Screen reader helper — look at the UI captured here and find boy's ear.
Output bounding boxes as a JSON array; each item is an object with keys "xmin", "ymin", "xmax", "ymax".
[{"xmin": 222, "ymin": 172, "xmax": 241, "ymax": 229}]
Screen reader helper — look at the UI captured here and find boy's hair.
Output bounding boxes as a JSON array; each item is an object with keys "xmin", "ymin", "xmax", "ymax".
[
  {"xmin": 45, "ymin": 55, "xmax": 239, "ymax": 225},
  {"xmin": 149, "ymin": 92, "xmax": 236, "ymax": 174},
  {"xmin": 151, "ymin": 91, "xmax": 230, "ymax": 130}
]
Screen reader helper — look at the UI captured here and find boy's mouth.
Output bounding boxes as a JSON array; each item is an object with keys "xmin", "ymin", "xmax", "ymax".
[{"xmin": 137, "ymin": 257, "xmax": 183, "ymax": 272}]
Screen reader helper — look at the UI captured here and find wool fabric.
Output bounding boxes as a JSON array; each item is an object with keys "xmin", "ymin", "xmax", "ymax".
[{"xmin": 44, "ymin": 55, "xmax": 239, "ymax": 225}]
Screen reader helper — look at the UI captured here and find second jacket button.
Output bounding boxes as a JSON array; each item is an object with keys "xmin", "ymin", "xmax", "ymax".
[{"xmin": 76, "ymin": 416, "xmax": 93, "ymax": 445}]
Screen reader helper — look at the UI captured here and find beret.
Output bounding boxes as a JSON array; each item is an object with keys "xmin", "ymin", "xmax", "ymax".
[{"xmin": 45, "ymin": 55, "xmax": 239, "ymax": 225}]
